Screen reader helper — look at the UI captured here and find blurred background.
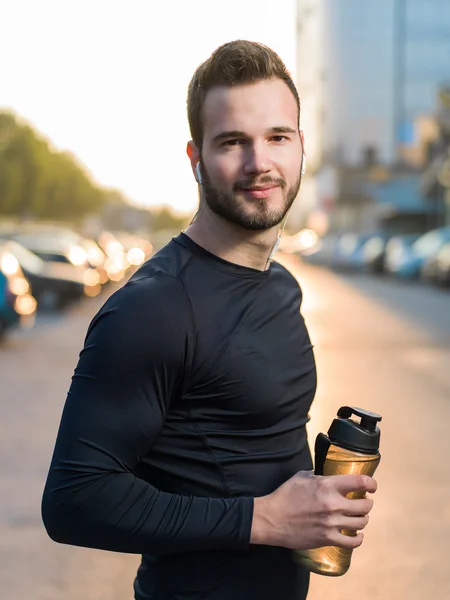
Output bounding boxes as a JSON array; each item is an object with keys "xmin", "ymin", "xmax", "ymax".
[{"xmin": 0, "ymin": 1, "xmax": 449, "ymax": 599}]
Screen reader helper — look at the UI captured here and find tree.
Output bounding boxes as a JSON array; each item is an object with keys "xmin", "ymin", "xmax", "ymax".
[{"xmin": 0, "ymin": 110, "xmax": 107, "ymax": 221}]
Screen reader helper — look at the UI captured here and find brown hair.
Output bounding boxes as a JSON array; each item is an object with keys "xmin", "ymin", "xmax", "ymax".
[{"xmin": 187, "ymin": 40, "xmax": 300, "ymax": 150}]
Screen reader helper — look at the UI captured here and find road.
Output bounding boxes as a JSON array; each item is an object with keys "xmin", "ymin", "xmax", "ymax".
[
  {"xmin": 0, "ymin": 257, "xmax": 449, "ymax": 599},
  {"xmin": 281, "ymin": 257, "xmax": 450, "ymax": 600}
]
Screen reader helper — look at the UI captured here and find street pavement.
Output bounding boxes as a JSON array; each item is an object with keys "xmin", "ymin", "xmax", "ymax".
[
  {"xmin": 1, "ymin": 256, "xmax": 449, "ymax": 599},
  {"xmin": 0, "ymin": 285, "xmax": 140, "ymax": 600},
  {"xmin": 278, "ymin": 256, "xmax": 450, "ymax": 600}
]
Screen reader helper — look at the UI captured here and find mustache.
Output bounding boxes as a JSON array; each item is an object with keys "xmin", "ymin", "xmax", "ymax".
[{"xmin": 233, "ymin": 176, "xmax": 286, "ymax": 191}]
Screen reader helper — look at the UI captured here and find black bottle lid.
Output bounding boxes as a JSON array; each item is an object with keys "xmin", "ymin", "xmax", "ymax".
[{"xmin": 328, "ymin": 406, "xmax": 382, "ymax": 454}]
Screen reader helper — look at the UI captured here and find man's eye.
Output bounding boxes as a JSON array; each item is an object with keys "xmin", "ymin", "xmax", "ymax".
[
  {"xmin": 224, "ymin": 139, "xmax": 243, "ymax": 146},
  {"xmin": 271, "ymin": 135, "xmax": 288, "ymax": 142}
]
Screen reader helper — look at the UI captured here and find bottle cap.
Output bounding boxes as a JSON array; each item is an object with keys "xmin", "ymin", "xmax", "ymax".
[{"xmin": 328, "ymin": 406, "xmax": 382, "ymax": 454}]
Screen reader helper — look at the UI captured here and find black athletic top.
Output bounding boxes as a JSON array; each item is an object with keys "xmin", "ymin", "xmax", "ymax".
[{"xmin": 42, "ymin": 233, "xmax": 317, "ymax": 600}]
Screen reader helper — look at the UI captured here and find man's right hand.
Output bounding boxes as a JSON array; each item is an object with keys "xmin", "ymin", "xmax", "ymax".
[{"xmin": 250, "ymin": 471, "xmax": 377, "ymax": 550}]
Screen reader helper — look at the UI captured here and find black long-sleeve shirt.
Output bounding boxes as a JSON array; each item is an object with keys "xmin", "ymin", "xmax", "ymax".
[{"xmin": 42, "ymin": 233, "xmax": 317, "ymax": 600}]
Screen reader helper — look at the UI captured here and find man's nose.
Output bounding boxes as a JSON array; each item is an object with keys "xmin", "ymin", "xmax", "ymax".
[{"xmin": 243, "ymin": 142, "xmax": 272, "ymax": 176}]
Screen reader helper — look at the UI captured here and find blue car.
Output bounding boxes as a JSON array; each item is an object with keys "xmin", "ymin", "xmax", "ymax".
[
  {"xmin": 0, "ymin": 245, "xmax": 37, "ymax": 339},
  {"xmin": 384, "ymin": 233, "xmax": 422, "ymax": 276},
  {"xmin": 333, "ymin": 232, "xmax": 375, "ymax": 270},
  {"xmin": 0, "ymin": 271, "xmax": 18, "ymax": 337},
  {"xmin": 388, "ymin": 227, "xmax": 450, "ymax": 279}
]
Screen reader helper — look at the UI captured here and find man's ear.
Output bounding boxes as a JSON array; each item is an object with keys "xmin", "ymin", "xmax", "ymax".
[{"xmin": 187, "ymin": 141, "xmax": 201, "ymax": 183}]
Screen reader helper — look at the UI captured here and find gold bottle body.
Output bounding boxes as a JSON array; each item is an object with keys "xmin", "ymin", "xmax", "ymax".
[{"xmin": 293, "ymin": 443, "xmax": 380, "ymax": 577}]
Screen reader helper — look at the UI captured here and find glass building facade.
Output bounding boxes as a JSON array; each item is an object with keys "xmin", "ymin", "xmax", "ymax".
[{"xmin": 297, "ymin": 0, "xmax": 450, "ymax": 166}]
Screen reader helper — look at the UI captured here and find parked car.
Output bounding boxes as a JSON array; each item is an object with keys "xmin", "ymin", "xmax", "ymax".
[
  {"xmin": 2, "ymin": 240, "xmax": 93, "ymax": 309},
  {"xmin": 111, "ymin": 231, "xmax": 153, "ymax": 266},
  {"xmin": 387, "ymin": 227, "xmax": 450, "ymax": 279},
  {"xmin": 333, "ymin": 232, "xmax": 374, "ymax": 270},
  {"xmin": 11, "ymin": 232, "xmax": 107, "ymax": 287},
  {"xmin": 384, "ymin": 233, "xmax": 422, "ymax": 276},
  {"xmin": 78, "ymin": 238, "xmax": 110, "ymax": 284},
  {"xmin": 361, "ymin": 232, "xmax": 394, "ymax": 274},
  {"xmin": 95, "ymin": 231, "xmax": 131, "ymax": 282},
  {"xmin": 0, "ymin": 244, "xmax": 37, "ymax": 338},
  {"xmin": 428, "ymin": 241, "xmax": 450, "ymax": 287},
  {"xmin": 421, "ymin": 249, "xmax": 442, "ymax": 284}
]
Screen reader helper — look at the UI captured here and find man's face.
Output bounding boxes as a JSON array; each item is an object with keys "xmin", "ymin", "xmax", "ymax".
[{"xmin": 198, "ymin": 79, "xmax": 303, "ymax": 231}]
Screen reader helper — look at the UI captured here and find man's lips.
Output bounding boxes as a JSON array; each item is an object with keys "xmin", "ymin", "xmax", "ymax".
[{"xmin": 239, "ymin": 184, "xmax": 280, "ymax": 199}]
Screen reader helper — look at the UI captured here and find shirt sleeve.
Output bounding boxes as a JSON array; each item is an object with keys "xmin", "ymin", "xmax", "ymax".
[{"xmin": 41, "ymin": 272, "xmax": 254, "ymax": 555}]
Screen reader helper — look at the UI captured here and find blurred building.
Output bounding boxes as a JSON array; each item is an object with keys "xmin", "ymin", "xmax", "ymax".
[
  {"xmin": 420, "ymin": 86, "xmax": 450, "ymax": 226},
  {"xmin": 296, "ymin": 0, "xmax": 450, "ymax": 232}
]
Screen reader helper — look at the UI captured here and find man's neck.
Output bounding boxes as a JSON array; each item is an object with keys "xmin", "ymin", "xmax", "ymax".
[{"xmin": 183, "ymin": 209, "xmax": 279, "ymax": 271}]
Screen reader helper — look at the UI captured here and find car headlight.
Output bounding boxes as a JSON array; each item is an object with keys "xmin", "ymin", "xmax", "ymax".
[
  {"xmin": 82, "ymin": 268, "xmax": 101, "ymax": 287},
  {"xmin": 127, "ymin": 247, "xmax": 146, "ymax": 266},
  {"xmin": 9, "ymin": 276, "xmax": 30, "ymax": 296},
  {"xmin": 86, "ymin": 247, "xmax": 105, "ymax": 267},
  {"xmin": 1, "ymin": 253, "xmax": 20, "ymax": 276},
  {"xmin": 68, "ymin": 245, "xmax": 89, "ymax": 266},
  {"xmin": 14, "ymin": 293, "xmax": 37, "ymax": 316}
]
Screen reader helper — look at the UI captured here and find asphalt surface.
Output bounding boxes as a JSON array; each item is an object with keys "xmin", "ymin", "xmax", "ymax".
[
  {"xmin": 280, "ymin": 257, "xmax": 450, "ymax": 600},
  {"xmin": 1, "ymin": 257, "xmax": 449, "ymax": 599}
]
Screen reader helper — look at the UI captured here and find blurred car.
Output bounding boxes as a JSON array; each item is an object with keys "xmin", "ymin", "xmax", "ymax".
[
  {"xmin": 333, "ymin": 232, "xmax": 374, "ymax": 270},
  {"xmin": 384, "ymin": 233, "xmax": 422, "ymax": 276},
  {"xmin": 2, "ymin": 229, "xmax": 86, "ymax": 265},
  {"xmin": 78, "ymin": 238, "xmax": 110, "ymax": 284},
  {"xmin": 0, "ymin": 245, "xmax": 37, "ymax": 338},
  {"xmin": 425, "ymin": 240, "xmax": 450, "ymax": 287},
  {"xmin": 361, "ymin": 232, "xmax": 393, "ymax": 274},
  {"xmin": 387, "ymin": 227, "xmax": 450, "ymax": 279},
  {"xmin": 11, "ymin": 232, "xmax": 108, "ymax": 287},
  {"xmin": 109, "ymin": 231, "xmax": 153, "ymax": 269},
  {"xmin": 95, "ymin": 231, "xmax": 135, "ymax": 282},
  {"xmin": 421, "ymin": 248, "xmax": 442, "ymax": 283},
  {"xmin": 2, "ymin": 240, "xmax": 98, "ymax": 309}
]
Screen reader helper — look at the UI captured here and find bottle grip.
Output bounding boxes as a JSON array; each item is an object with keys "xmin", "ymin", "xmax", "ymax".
[{"xmin": 314, "ymin": 433, "xmax": 331, "ymax": 475}]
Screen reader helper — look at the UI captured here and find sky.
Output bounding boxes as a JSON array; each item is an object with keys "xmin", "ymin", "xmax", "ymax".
[{"xmin": 1, "ymin": 0, "xmax": 298, "ymax": 215}]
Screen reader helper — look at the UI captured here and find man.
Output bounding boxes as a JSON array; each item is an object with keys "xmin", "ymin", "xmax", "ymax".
[{"xmin": 42, "ymin": 40, "xmax": 376, "ymax": 600}]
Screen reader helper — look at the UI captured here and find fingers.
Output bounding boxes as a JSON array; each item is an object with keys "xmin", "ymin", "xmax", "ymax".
[
  {"xmin": 331, "ymin": 474, "xmax": 377, "ymax": 496},
  {"xmin": 338, "ymin": 514, "xmax": 370, "ymax": 532},
  {"xmin": 332, "ymin": 531, "xmax": 364, "ymax": 550},
  {"xmin": 342, "ymin": 496, "xmax": 374, "ymax": 516}
]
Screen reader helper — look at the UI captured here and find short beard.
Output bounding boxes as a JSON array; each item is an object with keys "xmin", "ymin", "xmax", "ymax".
[{"xmin": 199, "ymin": 168, "xmax": 302, "ymax": 232}]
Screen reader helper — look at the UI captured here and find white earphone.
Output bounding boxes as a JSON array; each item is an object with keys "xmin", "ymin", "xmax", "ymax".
[
  {"xmin": 196, "ymin": 162, "xmax": 203, "ymax": 185},
  {"xmin": 301, "ymin": 154, "xmax": 307, "ymax": 176},
  {"xmin": 268, "ymin": 152, "xmax": 306, "ymax": 266}
]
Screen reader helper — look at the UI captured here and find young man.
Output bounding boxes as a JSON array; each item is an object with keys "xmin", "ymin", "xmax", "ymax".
[{"xmin": 42, "ymin": 40, "xmax": 376, "ymax": 600}]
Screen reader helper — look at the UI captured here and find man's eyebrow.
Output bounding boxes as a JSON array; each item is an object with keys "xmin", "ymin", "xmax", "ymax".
[
  {"xmin": 212, "ymin": 130, "xmax": 247, "ymax": 143},
  {"xmin": 212, "ymin": 126, "xmax": 297, "ymax": 143},
  {"xmin": 268, "ymin": 126, "xmax": 297, "ymax": 135}
]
